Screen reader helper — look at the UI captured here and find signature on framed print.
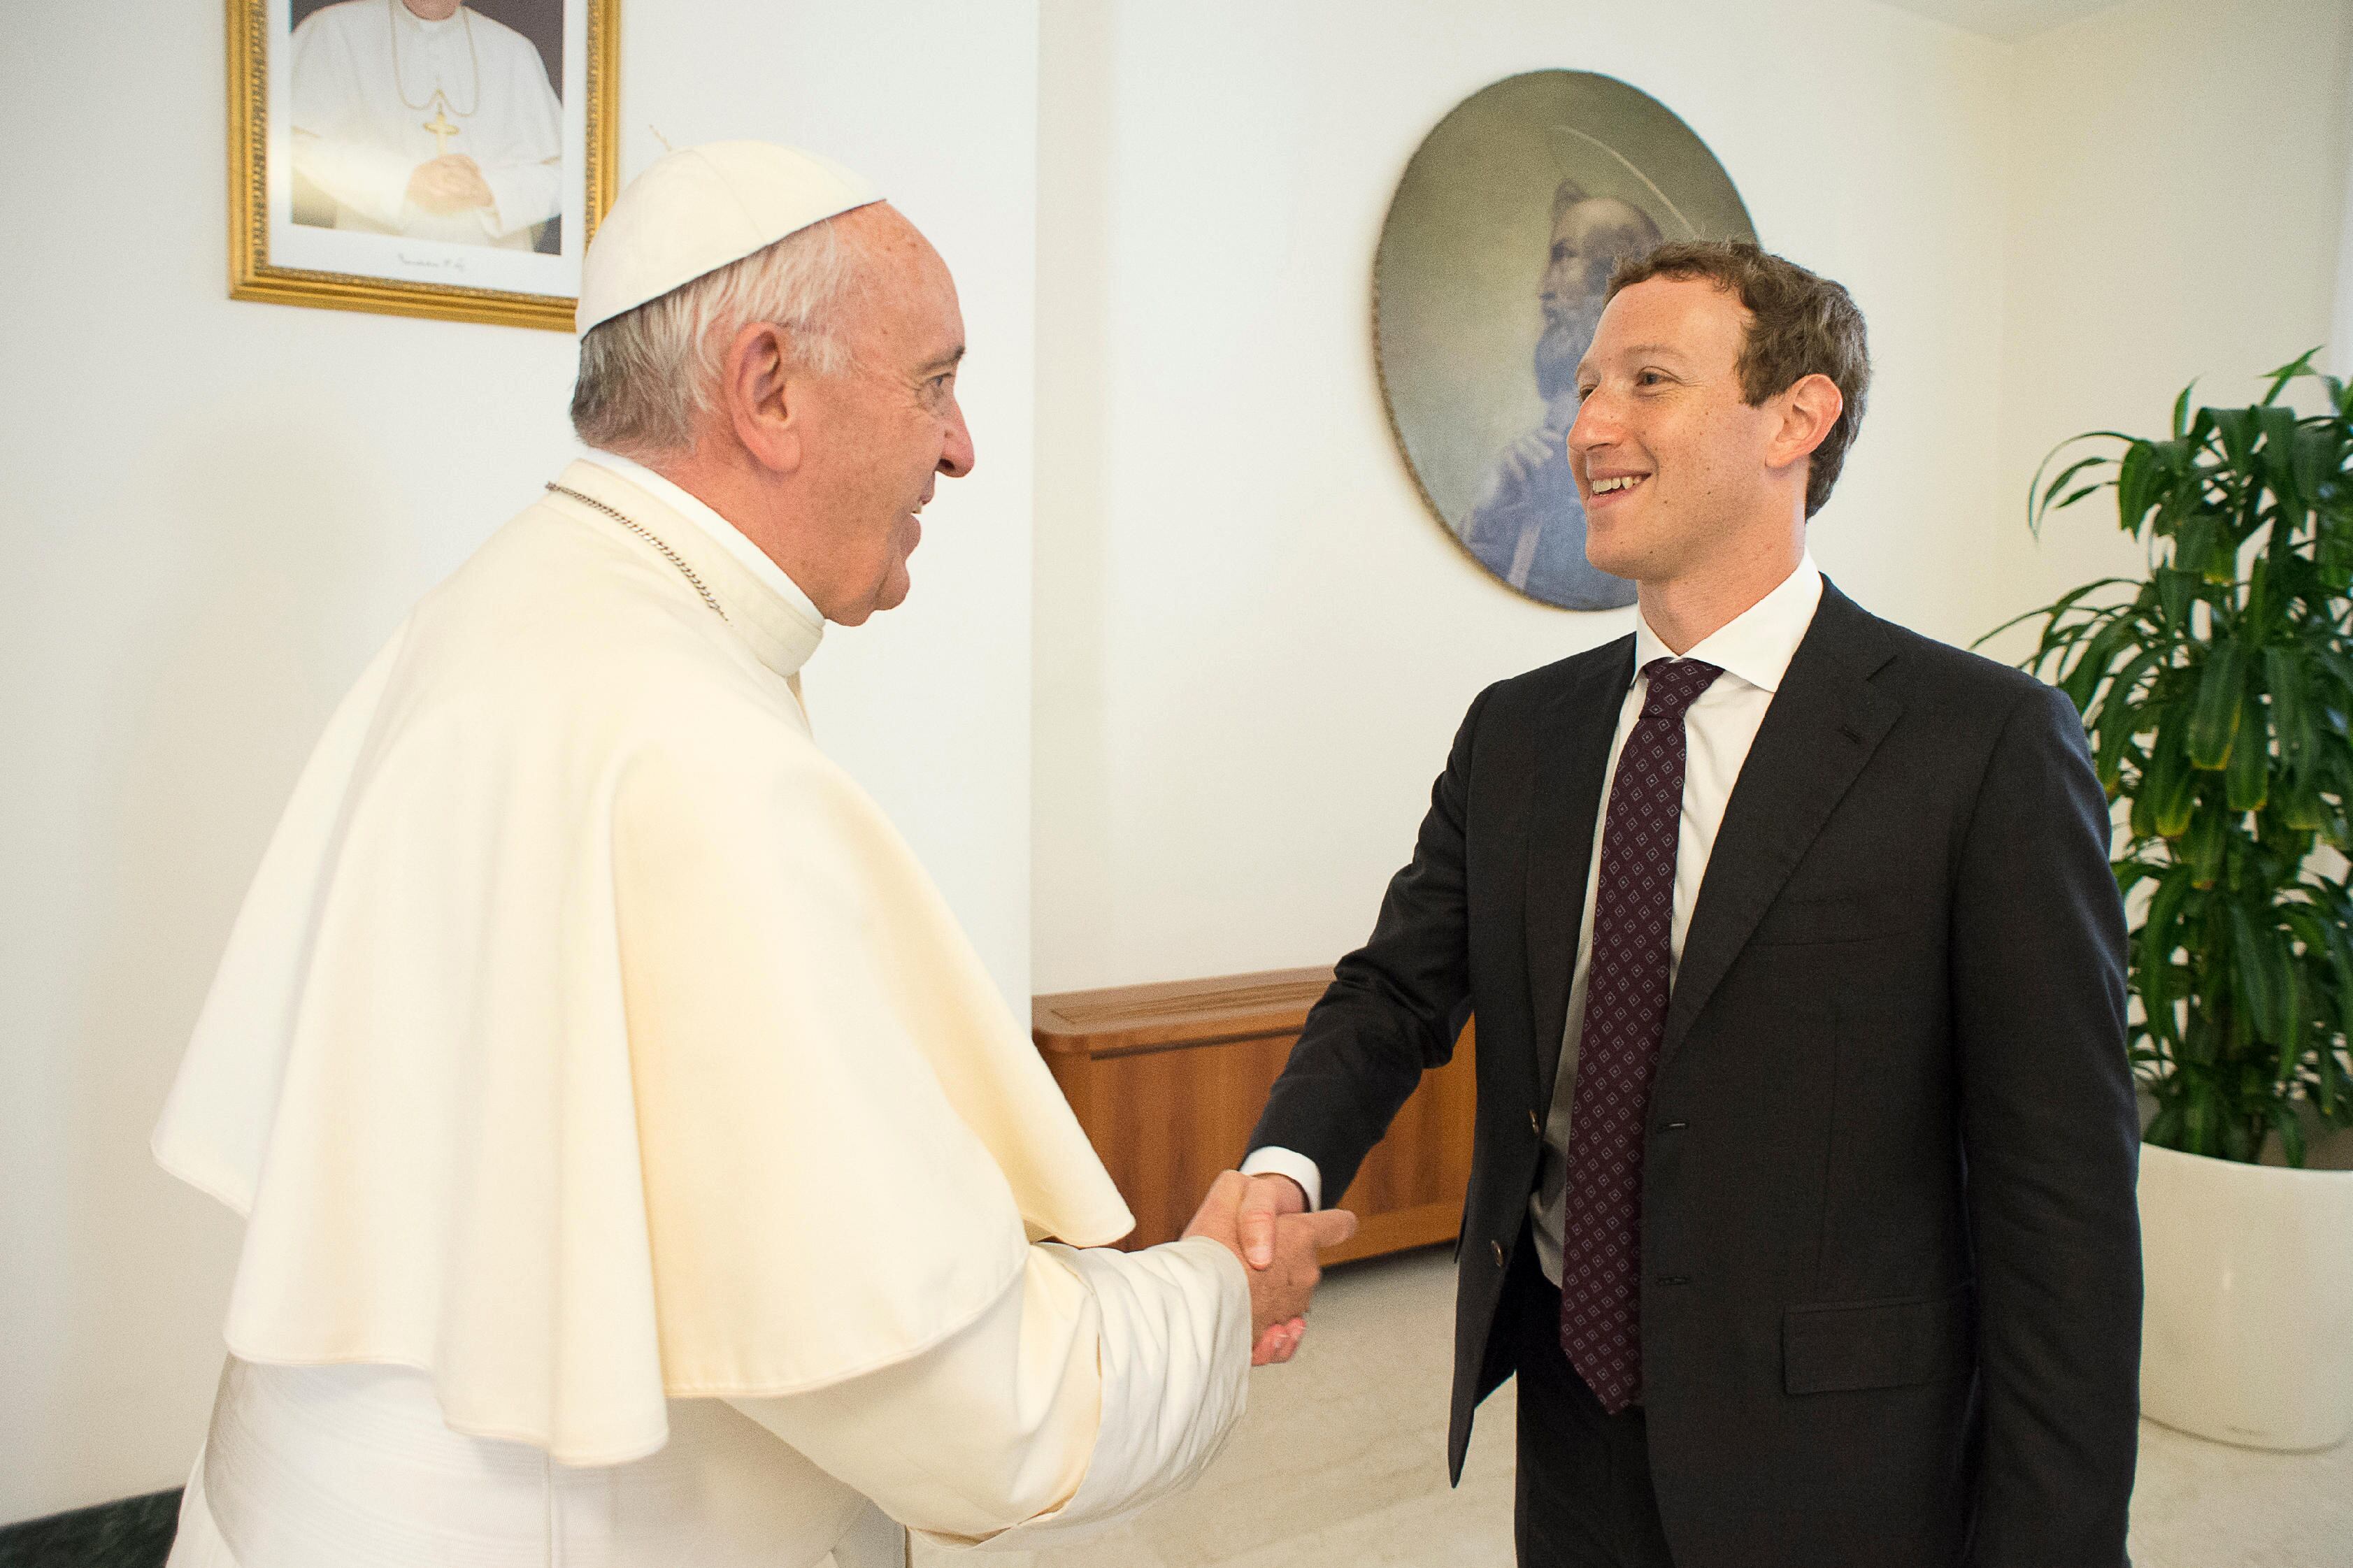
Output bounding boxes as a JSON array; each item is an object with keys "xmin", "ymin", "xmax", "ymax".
[{"xmin": 227, "ymin": 0, "xmax": 617, "ymax": 330}]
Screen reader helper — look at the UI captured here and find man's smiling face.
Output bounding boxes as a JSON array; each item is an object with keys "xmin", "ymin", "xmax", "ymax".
[
  {"xmin": 1566, "ymin": 275, "xmax": 1785, "ymax": 585},
  {"xmin": 791, "ymin": 212, "xmax": 975, "ymax": 625}
]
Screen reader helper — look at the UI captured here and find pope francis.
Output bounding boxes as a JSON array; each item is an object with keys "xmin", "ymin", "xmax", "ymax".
[{"xmin": 152, "ymin": 142, "xmax": 1353, "ymax": 1568}]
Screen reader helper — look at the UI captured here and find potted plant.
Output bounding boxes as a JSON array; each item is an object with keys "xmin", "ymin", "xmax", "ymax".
[{"xmin": 1991, "ymin": 351, "xmax": 2353, "ymax": 1451}]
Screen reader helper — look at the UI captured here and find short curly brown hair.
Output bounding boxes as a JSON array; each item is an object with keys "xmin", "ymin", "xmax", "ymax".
[{"xmin": 1606, "ymin": 240, "xmax": 1870, "ymax": 518}]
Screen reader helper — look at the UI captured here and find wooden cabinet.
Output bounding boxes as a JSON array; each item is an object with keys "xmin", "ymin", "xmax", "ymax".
[{"xmin": 1031, "ymin": 968, "xmax": 1476, "ymax": 1266}]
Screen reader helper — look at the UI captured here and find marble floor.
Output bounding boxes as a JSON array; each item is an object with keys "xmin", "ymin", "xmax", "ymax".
[{"xmin": 917, "ymin": 1245, "xmax": 2353, "ymax": 1568}]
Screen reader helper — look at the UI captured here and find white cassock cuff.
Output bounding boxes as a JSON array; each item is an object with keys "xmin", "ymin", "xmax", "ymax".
[
  {"xmin": 725, "ymin": 1235, "xmax": 1249, "ymax": 1550},
  {"xmin": 480, "ymin": 159, "xmax": 563, "ymax": 239},
  {"xmin": 1238, "ymin": 1146, "xmax": 1324, "ymax": 1212}
]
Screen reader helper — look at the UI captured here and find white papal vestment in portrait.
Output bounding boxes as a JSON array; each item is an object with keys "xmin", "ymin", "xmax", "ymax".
[
  {"xmin": 153, "ymin": 458, "xmax": 1250, "ymax": 1567},
  {"xmin": 290, "ymin": 0, "xmax": 564, "ymax": 248}
]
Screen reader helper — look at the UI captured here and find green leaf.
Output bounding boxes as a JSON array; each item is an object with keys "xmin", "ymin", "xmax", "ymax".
[
  {"xmin": 2154, "ymin": 567, "xmax": 2196, "ymax": 632},
  {"xmin": 2214, "ymin": 407, "xmax": 2258, "ymax": 471},
  {"xmin": 1970, "ymin": 579, "xmax": 2136, "ymax": 652},
  {"xmin": 2062, "ymin": 614, "xmax": 2140, "ymax": 714},
  {"xmin": 2173, "ymin": 381, "xmax": 2198, "ymax": 441},
  {"xmin": 2260, "ymin": 348, "xmax": 2322, "ymax": 407},
  {"xmin": 2270, "ymin": 1102, "xmax": 2308, "ymax": 1168},
  {"xmin": 2279, "ymin": 952, "xmax": 2310, "ymax": 1084},
  {"xmin": 2228, "ymin": 902, "xmax": 2291, "ymax": 1044},
  {"xmin": 2184, "ymin": 1074, "xmax": 2220, "ymax": 1155},
  {"xmin": 2092, "ymin": 649, "xmax": 2164, "ymax": 792},
  {"xmin": 2220, "ymin": 1104, "xmax": 2256, "ymax": 1163},
  {"xmin": 2187, "ymin": 643, "xmax": 2250, "ymax": 770},
  {"xmin": 2028, "ymin": 435, "xmax": 2129, "ymax": 536},
  {"xmin": 2117, "ymin": 440, "xmax": 2165, "ymax": 531},
  {"xmin": 2320, "ymin": 1041, "xmax": 2350, "ymax": 1121},
  {"xmin": 2259, "ymin": 405, "xmax": 2303, "ymax": 503},
  {"xmin": 2173, "ymin": 515, "xmax": 2223, "ymax": 580},
  {"xmin": 2185, "ymin": 798, "xmax": 2231, "ymax": 886},
  {"xmin": 2150, "ymin": 717, "xmax": 2200, "ymax": 837},
  {"xmin": 2226, "ymin": 689, "xmax": 2271, "ymax": 811},
  {"xmin": 2040, "ymin": 453, "xmax": 2110, "ymax": 515},
  {"xmin": 2263, "ymin": 646, "xmax": 2313, "ymax": 768},
  {"xmin": 2139, "ymin": 866, "xmax": 2197, "ymax": 1044},
  {"xmin": 2293, "ymin": 424, "xmax": 2337, "ymax": 510},
  {"xmin": 2319, "ymin": 922, "xmax": 2353, "ymax": 1088},
  {"xmin": 2280, "ymin": 770, "xmax": 2329, "ymax": 830}
]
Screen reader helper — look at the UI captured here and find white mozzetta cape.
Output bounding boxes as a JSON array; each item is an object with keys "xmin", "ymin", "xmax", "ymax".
[{"xmin": 154, "ymin": 460, "xmax": 1136, "ymax": 1466}]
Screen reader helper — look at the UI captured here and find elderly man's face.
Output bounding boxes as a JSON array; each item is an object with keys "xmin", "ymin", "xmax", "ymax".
[
  {"xmin": 1537, "ymin": 196, "xmax": 1659, "ymax": 403},
  {"xmin": 794, "ymin": 209, "xmax": 975, "ymax": 625}
]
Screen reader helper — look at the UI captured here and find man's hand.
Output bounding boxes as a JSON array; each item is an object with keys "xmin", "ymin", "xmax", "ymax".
[
  {"xmin": 406, "ymin": 154, "xmax": 495, "ymax": 215},
  {"xmin": 1184, "ymin": 1172, "xmax": 1356, "ymax": 1366},
  {"xmin": 1234, "ymin": 1172, "xmax": 1308, "ymax": 1269}
]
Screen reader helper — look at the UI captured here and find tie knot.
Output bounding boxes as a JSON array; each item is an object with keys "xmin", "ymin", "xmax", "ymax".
[{"xmin": 1640, "ymin": 657, "xmax": 1723, "ymax": 719}]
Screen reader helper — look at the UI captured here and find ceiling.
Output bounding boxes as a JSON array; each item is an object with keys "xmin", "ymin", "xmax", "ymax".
[{"xmin": 1874, "ymin": 0, "xmax": 2126, "ymax": 41}]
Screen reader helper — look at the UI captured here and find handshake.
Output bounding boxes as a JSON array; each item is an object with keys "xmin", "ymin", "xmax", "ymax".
[{"xmin": 1182, "ymin": 1171, "xmax": 1358, "ymax": 1367}]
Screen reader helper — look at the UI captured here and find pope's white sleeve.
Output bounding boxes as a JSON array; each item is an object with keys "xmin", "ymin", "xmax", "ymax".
[
  {"xmin": 725, "ymin": 1235, "xmax": 1250, "ymax": 1550},
  {"xmin": 473, "ymin": 44, "xmax": 564, "ymax": 238}
]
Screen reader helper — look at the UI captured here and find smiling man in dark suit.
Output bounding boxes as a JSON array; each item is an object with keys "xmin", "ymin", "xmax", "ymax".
[{"xmin": 1234, "ymin": 241, "xmax": 2142, "ymax": 1567}]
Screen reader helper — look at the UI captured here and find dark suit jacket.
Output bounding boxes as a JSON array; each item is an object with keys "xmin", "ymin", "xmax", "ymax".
[{"xmin": 1249, "ymin": 583, "xmax": 2141, "ymax": 1567}]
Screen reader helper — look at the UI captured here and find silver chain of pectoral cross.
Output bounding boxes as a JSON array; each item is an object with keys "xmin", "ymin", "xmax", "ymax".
[{"xmin": 544, "ymin": 483, "xmax": 731, "ymax": 625}]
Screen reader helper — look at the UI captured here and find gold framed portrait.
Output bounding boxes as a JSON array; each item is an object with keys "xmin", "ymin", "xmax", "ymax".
[{"xmin": 227, "ymin": 0, "xmax": 618, "ymax": 331}]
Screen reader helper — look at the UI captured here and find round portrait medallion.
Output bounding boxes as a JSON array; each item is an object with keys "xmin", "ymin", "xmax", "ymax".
[{"xmin": 1375, "ymin": 71, "xmax": 1756, "ymax": 611}]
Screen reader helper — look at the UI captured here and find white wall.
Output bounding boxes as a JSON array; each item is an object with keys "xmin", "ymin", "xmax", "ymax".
[
  {"xmin": 1986, "ymin": 0, "xmax": 2353, "ymax": 656},
  {"xmin": 1033, "ymin": 0, "xmax": 2015, "ymax": 993},
  {"xmin": 0, "ymin": 0, "xmax": 1039, "ymax": 1525}
]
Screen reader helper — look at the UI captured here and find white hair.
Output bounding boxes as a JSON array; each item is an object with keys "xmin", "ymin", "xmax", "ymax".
[{"xmin": 570, "ymin": 216, "xmax": 861, "ymax": 459}]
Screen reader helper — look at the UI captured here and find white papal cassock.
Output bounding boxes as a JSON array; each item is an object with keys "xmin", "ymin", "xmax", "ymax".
[
  {"xmin": 290, "ymin": 0, "xmax": 564, "ymax": 248},
  {"xmin": 152, "ymin": 456, "xmax": 1251, "ymax": 1567}
]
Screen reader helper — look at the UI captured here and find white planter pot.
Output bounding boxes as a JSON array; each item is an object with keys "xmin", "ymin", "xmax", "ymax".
[{"xmin": 2138, "ymin": 1141, "xmax": 2353, "ymax": 1451}]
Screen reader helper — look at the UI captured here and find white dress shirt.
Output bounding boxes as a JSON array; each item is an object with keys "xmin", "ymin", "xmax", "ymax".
[{"xmin": 1244, "ymin": 556, "xmax": 1826, "ymax": 1290}]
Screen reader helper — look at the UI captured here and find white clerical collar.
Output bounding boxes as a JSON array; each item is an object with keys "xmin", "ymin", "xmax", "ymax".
[
  {"xmin": 551, "ymin": 456, "xmax": 823, "ymax": 685},
  {"xmin": 578, "ymin": 451, "xmax": 827, "ymax": 633},
  {"xmin": 1631, "ymin": 553, "xmax": 1824, "ymax": 696},
  {"xmin": 396, "ymin": 1, "xmax": 463, "ymax": 33}
]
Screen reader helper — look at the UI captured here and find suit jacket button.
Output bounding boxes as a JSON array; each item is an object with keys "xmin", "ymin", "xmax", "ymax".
[
  {"xmin": 1492, "ymin": 1239, "xmax": 1506, "ymax": 1268},
  {"xmin": 1528, "ymin": 1109, "xmax": 1541, "ymax": 1135}
]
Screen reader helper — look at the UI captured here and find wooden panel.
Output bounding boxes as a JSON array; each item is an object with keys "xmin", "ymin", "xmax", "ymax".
[
  {"xmin": 1082, "ymin": 1034, "xmax": 1299, "ymax": 1249},
  {"xmin": 1034, "ymin": 968, "xmax": 1335, "ymax": 1058},
  {"xmin": 1035, "ymin": 970, "xmax": 1477, "ymax": 1260},
  {"xmin": 1318, "ymin": 1198, "xmax": 1461, "ymax": 1267}
]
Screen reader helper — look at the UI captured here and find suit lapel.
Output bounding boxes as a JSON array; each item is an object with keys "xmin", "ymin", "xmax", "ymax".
[
  {"xmin": 1525, "ymin": 638, "xmax": 1635, "ymax": 1107},
  {"xmin": 1659, "ymin": 586, "xmax": 1903, "ymax": 1068}
]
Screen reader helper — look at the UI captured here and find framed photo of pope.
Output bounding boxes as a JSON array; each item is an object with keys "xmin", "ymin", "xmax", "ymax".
[{"xmin": 228, "ymin": 0, "xmax": 617, "ymax": 331}]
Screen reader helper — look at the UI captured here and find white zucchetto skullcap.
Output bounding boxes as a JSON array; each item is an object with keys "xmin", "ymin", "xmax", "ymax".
[{"xmin": 574, "ymin": 141, "xmax": 883, "ymax": 336}]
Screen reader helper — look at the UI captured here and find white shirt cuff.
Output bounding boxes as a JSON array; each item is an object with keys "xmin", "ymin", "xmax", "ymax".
[{"xmin": 1238, "ymin": 1146, "xmax": 1323, "ymax": 1212}]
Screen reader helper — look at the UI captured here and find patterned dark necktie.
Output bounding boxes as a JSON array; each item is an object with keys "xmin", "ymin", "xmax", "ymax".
[{"xmin": 1559, "ymin": 656, "xmax": 1723, "ymax": 1413}]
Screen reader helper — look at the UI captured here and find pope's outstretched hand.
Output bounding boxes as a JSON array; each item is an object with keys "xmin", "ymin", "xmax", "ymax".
[{"xmin": 1183, "ymin": 1171, "xmax": 1355, "ymax": 1367}]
